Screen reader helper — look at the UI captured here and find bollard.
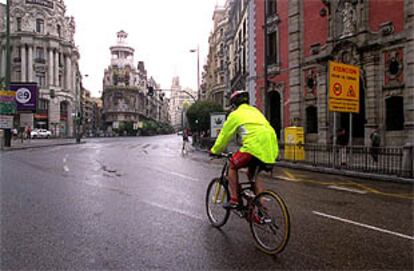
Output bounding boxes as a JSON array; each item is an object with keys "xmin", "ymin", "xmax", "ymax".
[
  {"xmin": 402, "ymin": 143, "xmax": 414, "ymax": 178},
  {"xmin": 0, "ymin": 129, "xmax": 4, "ymax": 150}
]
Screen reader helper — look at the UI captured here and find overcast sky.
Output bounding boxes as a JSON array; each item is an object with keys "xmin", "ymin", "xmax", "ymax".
[{"xmin": 2, "ymin": 0, "xmax": 224, "ymax": 97}]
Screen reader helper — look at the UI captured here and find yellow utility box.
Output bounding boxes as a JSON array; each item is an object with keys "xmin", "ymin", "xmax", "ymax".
[{"xmin": 284, "ymin": 127, "xmax": 305, "ymax": 161}]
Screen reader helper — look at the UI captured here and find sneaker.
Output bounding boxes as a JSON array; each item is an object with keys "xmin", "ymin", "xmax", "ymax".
[{"xmin": 223, "ymin": 199, "xmax": 239, "ymax": 209}]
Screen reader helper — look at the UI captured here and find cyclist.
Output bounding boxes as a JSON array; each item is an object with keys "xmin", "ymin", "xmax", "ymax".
[
  {"xmin": 210, "ymin": 90, "xmax": 279, "ymax": 209},
  {"xmin": 182, "ymin": 127, "xmax": 190, "ymax": 153}
]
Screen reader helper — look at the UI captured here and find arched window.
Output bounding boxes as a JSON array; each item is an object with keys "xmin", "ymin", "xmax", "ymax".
[
  {"xmin": 306, "ymin": 106, "xmax": 318, "ymax": 133},
  {"xmin": 386, "ymin": 96, "xmax": 404, "ymax": 131},
  {"xmin": 36, "ymin": 19, "xmax": 44, "ymax": 33}
]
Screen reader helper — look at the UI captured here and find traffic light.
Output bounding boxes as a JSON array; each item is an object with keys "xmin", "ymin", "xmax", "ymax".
[{"xmin": 148, "ymin": 86, "xmax": 154, "ymax": 96}]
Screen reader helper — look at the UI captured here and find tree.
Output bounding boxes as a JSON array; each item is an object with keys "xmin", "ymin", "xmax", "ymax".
[{"xmin": 186, "ymin": 100, "xmax": 223, "ymax": 134}]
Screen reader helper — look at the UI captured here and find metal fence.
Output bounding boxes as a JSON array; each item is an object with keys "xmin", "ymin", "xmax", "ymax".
[{"xmin": 278, "ymin": 144, "xmax": 414, "ymax": 179}]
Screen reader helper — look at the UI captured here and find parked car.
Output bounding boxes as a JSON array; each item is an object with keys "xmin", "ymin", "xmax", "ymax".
[{"xmin": 31, "ymin": 129, "xmax": 52, "ymax": 139}]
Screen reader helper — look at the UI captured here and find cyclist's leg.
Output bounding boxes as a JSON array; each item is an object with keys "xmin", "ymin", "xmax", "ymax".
[
  {"xmin": 227, "ymin": 166, "xmax": 239, "ymax": 204},
  {"xmin": 227, "ymin": 151, "xmax": 253, "ymax": 207}
]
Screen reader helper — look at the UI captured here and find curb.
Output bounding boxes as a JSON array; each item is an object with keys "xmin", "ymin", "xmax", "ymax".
[
  {"xmin": 276, "ymin": 161, "xmax": 414, "ymax": 184},
  {"xmin": 1, "ymin": 141, "xmax": 86, "ymax": 151}
]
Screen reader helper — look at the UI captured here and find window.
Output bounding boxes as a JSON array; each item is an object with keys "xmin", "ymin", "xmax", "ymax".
[
  {"xmin": 267, "ymin": 0, "xmax": 277, "ymax": 16},
  {"xmin": 267, "ymin": 31, "xmax": 278, "ymax": 65},
  {"xmin": 386, "ymin": 96, "xmax": 404, "ymax": 131},
  {"xmin": 38, "ymin": 99, "xmax": 49, "ymax": 111},
  {"xmin": 16, "ymin": 17, "xmax": 22, "ymax": 31},
  {"xmin": 60, "ymin": 102, "xmax": 68, "ymax": 116},
  {"xmin": 36, "ymin": 72, "xmax": 46, "ymax": 87},
  {"xmin": 57, "ymin": 25, "xmax": 61, "ymax": 37},
  {"xmin": 36, "ymin": 19, "xmax": 44, "ymax": 33},
  {"xmin": 306, "ymin": 106, "xmax": 318, "ymax": 133},
  {"xmin": 35, "ymin": 47, "xmax": 45, "ymax": 63}
]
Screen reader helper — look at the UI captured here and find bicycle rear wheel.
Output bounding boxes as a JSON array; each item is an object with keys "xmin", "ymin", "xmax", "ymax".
[
  {"xmin": 249, "ymin": 190, "xmax": 290, "ymax": 255},
  {"xmin": 206, "ymin": 178, "xmax": 230, "ymax": 228}
]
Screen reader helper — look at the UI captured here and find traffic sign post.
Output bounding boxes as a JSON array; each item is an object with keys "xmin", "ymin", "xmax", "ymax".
[
  {"xmin": 328, "ymin": 61, "xmax": 360, "ymax": 113},
  {"xmin": 328, "ymin": 61, "xmax": 360, "ymax": 150}
]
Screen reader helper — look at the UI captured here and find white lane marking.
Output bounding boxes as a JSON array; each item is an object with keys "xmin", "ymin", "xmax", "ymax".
[
  {"xmin": 63, "ymin": 154, "xmax": 69, "ymax": 172},
  {"xmin": 313, "ymin": 211, "xmax": 414, "ymax": 241},
  {"xmin": 142, "ymin": 200, "xmax": 204, "ymax": 221},
  {"xmin": 328, "ymin": 185, "xmax": 367, "ymax": 194},
  {"xmin": 147, "ymin": 167, "xmax": 203, "ymax": 183}
]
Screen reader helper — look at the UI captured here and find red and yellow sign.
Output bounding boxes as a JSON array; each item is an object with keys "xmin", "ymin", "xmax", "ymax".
[{"xmin": 328, "ymin": 61, "xmax": 360, "ymax": 113}]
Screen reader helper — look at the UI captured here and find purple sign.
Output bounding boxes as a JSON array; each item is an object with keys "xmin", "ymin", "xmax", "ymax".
[{"xmin": 9, "ymin": 82, "xmax": 38, "ymax": 112}]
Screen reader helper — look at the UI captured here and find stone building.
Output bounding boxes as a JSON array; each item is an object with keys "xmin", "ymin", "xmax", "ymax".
[
  {"xmin": 204, "ymin": 0, "xmax": 413, "ymax": 146},
  {"xmin": 203, "ymin": 5, "xmax": 227, "ymax": 107},
  {"xmin": 102, "ymin": 31, "xmax": 168, "ymax": 134},
  {"xmin": 81, "ymin": 88, "xmax": 102, "ymax": 137},
  {"xmin": 0, "ymin": 0, "xmax": 81, "ymax": 137},
  {"xmin": 255, "ymin": 0, "xmax": 413, "ymax": 146},
  {"xmin": 168, "ymin": 76, "xmax": 196, "ymax": 130}
]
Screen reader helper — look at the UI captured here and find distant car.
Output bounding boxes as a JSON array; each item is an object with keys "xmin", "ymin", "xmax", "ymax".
[
  {"xmin": 31, "ymin": 129, "xmax": 52, "ymax": 139},
  {"xmin": 177, "ymin": 130, "xmax": 183, "ymax": 135}
]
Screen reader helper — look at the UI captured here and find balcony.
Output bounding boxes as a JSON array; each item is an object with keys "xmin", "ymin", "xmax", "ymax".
[{"xmin": 35, "ymin": 58, "xmax": 46, "ymax": 64}]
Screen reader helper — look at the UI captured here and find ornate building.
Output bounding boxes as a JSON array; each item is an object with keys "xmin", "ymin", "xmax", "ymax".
[
  {"xmin": 168, "ymin": 76, "xmax": 196, "ymax": 130},
  {"xmin": 0, "ymin": 0, "xmax": 81, "ymax": 136},
  {"xmin": 203, "ymin": 5, "xmax": 227, "ymax": 107},
  {"xmin": 102, "ymin": 31, "xmax": 168, "ymax": 135},
  {"xmin": 206, "ymin": 0, "xmax": 413, "ymax": 146},
  {"xmin": 255, "ymin": 0, "xmax": 413, "ymax": 146}
]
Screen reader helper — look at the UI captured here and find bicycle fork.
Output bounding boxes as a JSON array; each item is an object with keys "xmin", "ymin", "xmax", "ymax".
[{"xmin": 212, "ymin": 181, "xmax": 227, "ymax": 205}]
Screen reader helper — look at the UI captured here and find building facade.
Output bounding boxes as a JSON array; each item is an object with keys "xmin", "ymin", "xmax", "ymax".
[
  {"xmin": 254, "ymin": 0, "xmax": 414, "ymax": 146},
  {"xmin": 81, "ymin": 88, "xmax": 102, "ymax": 137},
  {"xmin": 102, "ymin": 31, "xmax": 168, "ymax": 135},
  {"xmin": 204, "ymin": 0, "xmax": 413, "ymax": 146},
  {"xmin": 0, "ymin": 0, "xmax": 81, "ymax": 137},
  {"xmin": 203, "ymin": 5, "xmax": 227, "ymax": 107},
  {"xmin": 168, "ymin": 76, "xmax": 196, "ymax": 130}
]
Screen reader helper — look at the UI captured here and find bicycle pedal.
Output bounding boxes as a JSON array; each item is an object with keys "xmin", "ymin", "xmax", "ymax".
[{"xmin": 263, "ymin": 218, "xmax": 272, "ymax": 224}]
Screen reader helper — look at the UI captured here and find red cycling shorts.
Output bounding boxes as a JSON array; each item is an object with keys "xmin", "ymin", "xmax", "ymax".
[{"xmin": 229, "ymin": 151, "xmax": 253, "ymax": 170}]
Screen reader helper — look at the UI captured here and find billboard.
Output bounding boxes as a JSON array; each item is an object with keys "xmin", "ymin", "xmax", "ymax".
[
  {"xmin": 0, "ymin": 90, "xmax": 16, "ymax": 114},
  {"xmin": 328, "ymin": 61, "xmax": 360, "ymax": 113},
  {"xmin": 9, "ymin": 82, "xmax": 38, "ymax": 112},
  {"xmin": 210, "ymin": 112, "xmax": 226, "ymax": 138}
]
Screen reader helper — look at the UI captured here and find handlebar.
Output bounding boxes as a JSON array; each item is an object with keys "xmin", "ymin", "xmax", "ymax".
[{"xmin": 209, "ymin": 152, "xmax": 233, "ymax": 159}]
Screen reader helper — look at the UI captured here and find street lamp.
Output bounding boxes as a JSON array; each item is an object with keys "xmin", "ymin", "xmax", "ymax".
[
  {"xmin": 5, "ymin": 0, "xmax": 11, "ymax": 89},
  {"xmin": 75, "ymin": 73, "xmax": 87, "ymax": 143},
  {"xmin": 189, "ymin": 45, "xmax": 200, "ymax": 101}
]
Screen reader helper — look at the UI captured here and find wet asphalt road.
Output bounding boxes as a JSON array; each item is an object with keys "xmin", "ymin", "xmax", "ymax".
[{"xmin": 1, "ymin": 135, "xmax": 413, "ymax": 270}]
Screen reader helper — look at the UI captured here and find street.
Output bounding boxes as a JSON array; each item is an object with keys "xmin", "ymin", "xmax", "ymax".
[{"xmin": 1, "ymin": 135, "xmax": 413, "ymax": 270}]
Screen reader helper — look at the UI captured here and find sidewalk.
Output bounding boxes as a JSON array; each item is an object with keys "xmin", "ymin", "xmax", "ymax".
[
  {"xmin": 196, "ymin": 141, "xmax": 414, "ymax": 184},
  {"xmin": 1, "ymin": 137, "xmax": 82, "ymax": 151}
]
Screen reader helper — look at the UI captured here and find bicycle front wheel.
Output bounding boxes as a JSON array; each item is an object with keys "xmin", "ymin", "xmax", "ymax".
[
  {"xmin": 249, "ymin": 190, "xmax": 290, "ymax": 255},
  {"xmin": 206, "ymin": 178, "xmax": 230, "ymax": 228}
]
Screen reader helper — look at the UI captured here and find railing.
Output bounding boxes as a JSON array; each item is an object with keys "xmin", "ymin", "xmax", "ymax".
[{"xmin": 278, "ymin": 143, "xmax": 414, "ymax": 179}]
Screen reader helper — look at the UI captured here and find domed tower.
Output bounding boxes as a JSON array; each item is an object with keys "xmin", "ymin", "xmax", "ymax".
[{"xmin": 102, "ymin": 31, "xmax": 145, "ymax": 135}]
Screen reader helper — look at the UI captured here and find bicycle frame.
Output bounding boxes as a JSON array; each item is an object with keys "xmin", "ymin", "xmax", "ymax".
[{"xmin": 214, "ymin": 154, "xmax": 262, "ymax": 219}]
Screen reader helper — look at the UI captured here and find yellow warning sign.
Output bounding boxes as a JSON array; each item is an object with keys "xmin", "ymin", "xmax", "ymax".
[{"xmin": 328, "ymin": 61, "xmax": 360, "ymax": 113}]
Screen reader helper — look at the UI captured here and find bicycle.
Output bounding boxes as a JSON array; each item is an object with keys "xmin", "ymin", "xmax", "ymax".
[{"xmin": 205, "ymin": 152, "xmax": 290, "ymax": 255}]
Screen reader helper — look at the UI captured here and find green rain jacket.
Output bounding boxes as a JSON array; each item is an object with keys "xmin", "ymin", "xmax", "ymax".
[{"xmin": 210, "ymin": 104, "xmax": 279, "ymax": 164}]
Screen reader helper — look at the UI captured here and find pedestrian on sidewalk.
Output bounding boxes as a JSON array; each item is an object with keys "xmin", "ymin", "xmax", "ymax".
[
  {"xmin": 370, "ymin": 128, "xmax": 381, "ymax": 162},
  {"xmin": 337, "ymin": 128, "xmax": 348, "ymax": 165},
  {"xmin": 26, "ymin": 127, "xmax": 32, "ymax": 141}
]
